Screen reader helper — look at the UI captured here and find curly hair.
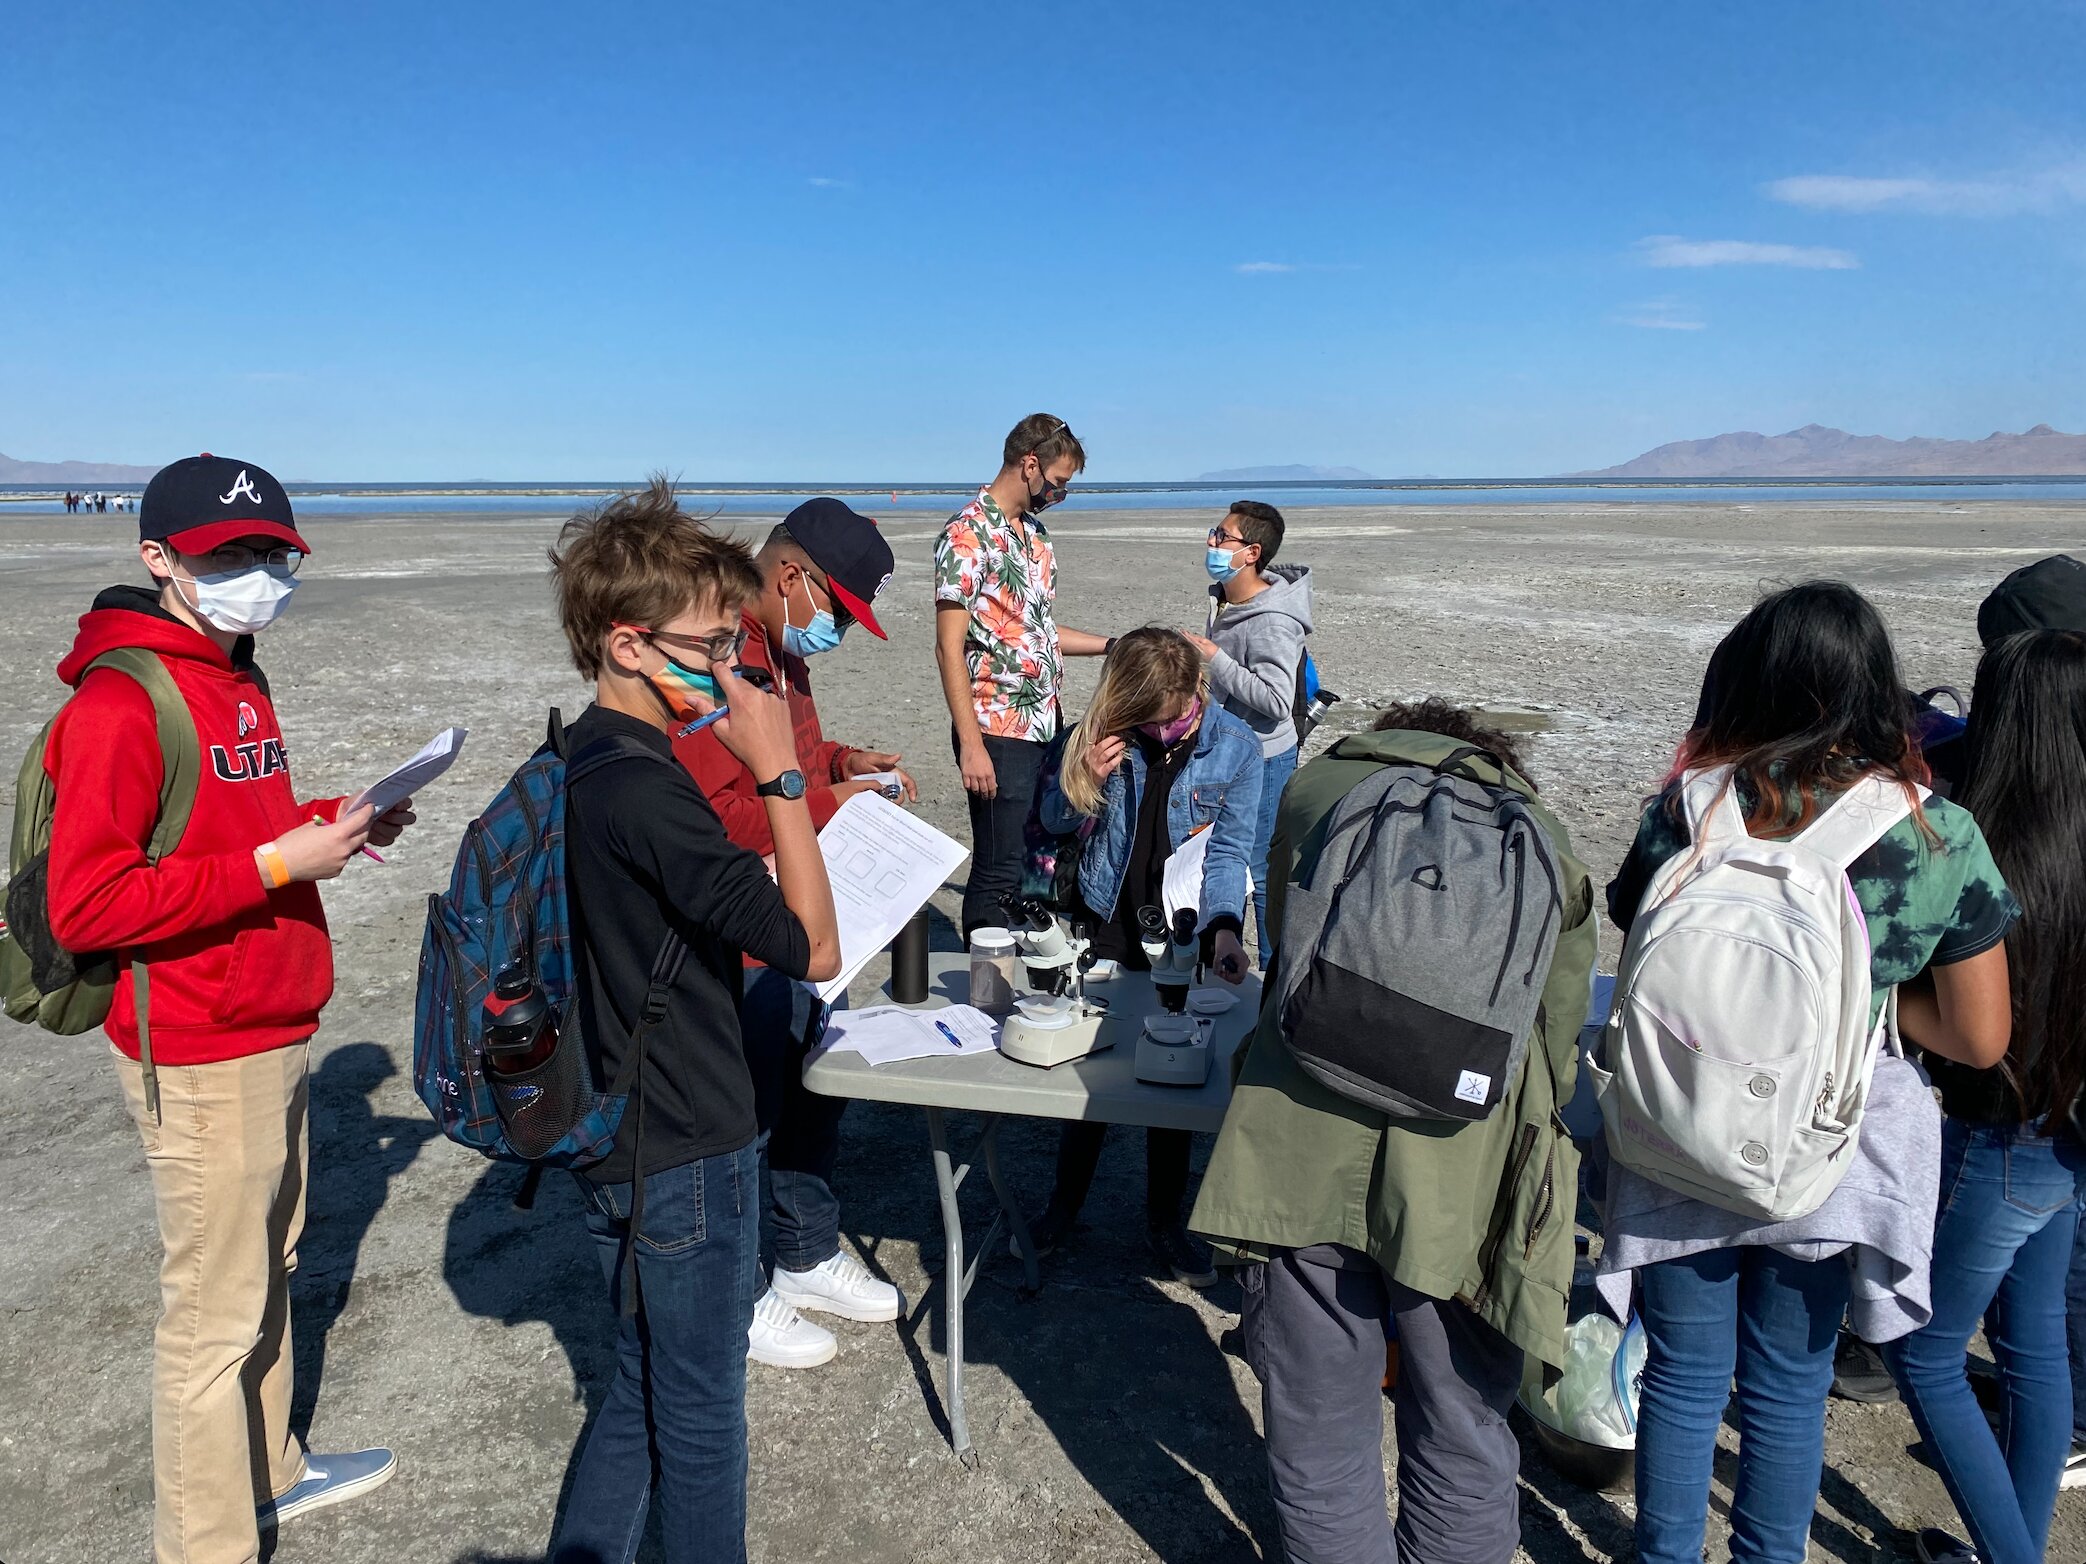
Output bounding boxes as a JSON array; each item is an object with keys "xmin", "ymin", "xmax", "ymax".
[{"xmin": 1371, "ymin": 698, "xmax": 1538, "ymax": 791}]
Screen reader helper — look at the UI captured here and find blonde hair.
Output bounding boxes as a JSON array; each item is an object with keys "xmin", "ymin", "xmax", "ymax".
[{"xmin": 1058, "ymin": 628, "xmax": 1207, "ymax": 816}]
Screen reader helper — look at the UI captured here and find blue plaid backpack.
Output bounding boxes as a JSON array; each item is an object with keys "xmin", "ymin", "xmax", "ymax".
[{"xmin": 413, "ymin": 712, "xmax": 684, "ymax": 1183}]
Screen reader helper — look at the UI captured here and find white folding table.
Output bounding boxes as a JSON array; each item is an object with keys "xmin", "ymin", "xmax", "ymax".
[{"xmin": 802, "ymin": 953, "xmax": 1263, "ymax": 1465}]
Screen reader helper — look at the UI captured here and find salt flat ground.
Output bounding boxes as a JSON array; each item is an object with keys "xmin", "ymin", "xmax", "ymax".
[{"xmin": 4, "ymin": 499, "xmax": 2085, "ymax": 1564}]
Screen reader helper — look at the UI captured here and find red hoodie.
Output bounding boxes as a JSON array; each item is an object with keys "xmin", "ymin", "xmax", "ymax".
[
  {"xmin": 43, "ymin": 587, "xmax": 345, "ymax": 1065},
  {"xmin": 672, "ymin": 608, "xmax": 859, "ymax": 857}
]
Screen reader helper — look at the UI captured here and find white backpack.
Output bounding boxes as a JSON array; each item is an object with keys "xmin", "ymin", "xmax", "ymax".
[{"xmin": 1589, "ymin": 766, "xmax": 1921, "ymax": 1222}]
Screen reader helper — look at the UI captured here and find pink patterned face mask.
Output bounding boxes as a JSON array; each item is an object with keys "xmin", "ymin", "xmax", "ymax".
[{"xmin": 1141, "ymin": 697, "xmax": 1203, "ymax": 746}]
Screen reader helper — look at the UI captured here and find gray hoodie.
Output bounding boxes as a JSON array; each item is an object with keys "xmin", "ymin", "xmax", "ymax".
[
  {"xmin": 1205, "ymin": 562, "xmax": 1314, "ymax": 758},
  {"xmin": 1593, "ymin": 1049, "xmax": 1941, "ymax": 1343}
]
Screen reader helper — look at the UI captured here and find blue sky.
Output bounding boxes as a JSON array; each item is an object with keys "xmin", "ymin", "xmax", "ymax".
[{"xmin": 4, "ymin": 0, "xmax": 2084, "ymax": 479}]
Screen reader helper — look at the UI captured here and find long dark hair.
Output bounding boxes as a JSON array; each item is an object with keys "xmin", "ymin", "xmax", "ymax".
[
  {"xmin": 1679, "ymin": 581, "xmax": 1929, "ymax": 832},
  {"xmin": 1957, "ymin": 630, "xmax": 2086, "ymax": 1121}
]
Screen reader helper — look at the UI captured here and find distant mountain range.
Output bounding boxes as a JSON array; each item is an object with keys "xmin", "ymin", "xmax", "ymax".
[
  {"xmin": 1578, "ymin": 424, "xmax": 2086, "ymax": 479},
  {"xmin": 0, "ymin": 451, "xmax": 159, "ymax": 484},
  {"xmin": 1197, "ymin": 463, "xmax": 1377, "ymax": 482}
]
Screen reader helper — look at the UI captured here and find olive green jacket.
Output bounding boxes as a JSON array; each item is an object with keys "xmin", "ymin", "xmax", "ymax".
[{"xmin": 1189, "ymin": 729, "xmax": 1598, "ymax": 1368}]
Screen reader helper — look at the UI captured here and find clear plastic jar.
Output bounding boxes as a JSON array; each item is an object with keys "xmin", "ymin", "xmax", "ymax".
[{"xmin": 967, "ymin": 926, "xmax": 1019, "ymax": 1016}]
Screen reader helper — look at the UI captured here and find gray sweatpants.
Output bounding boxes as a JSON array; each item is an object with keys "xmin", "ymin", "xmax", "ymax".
[{"xmin": 1241, "ymin": 1243, "xmax": 1525, "ymax": 1564}]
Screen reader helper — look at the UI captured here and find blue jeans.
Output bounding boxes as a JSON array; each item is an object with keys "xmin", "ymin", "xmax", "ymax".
[
  {"xmin": 1250, "ymin": 745, "xmax": 1297, "ymax": 969},
  {"xmin": 741, "ymin": 967, "xmax": 844, "ymax": 1283},
  {"xmin": 552, "ymin": 1145, "xmax": 759, "ymax": 1564},
  {"xmin": 1634, "ymin": 1245, "xmax": 1851, "ymax": 1564},
  {"xmin": 1885, "ymin": 1119, "xmax": 2085, "ymax": 1564},
  {"xmin": 2068, "ymin": 1197, "xmax": 2086, "ymax": 1442}
]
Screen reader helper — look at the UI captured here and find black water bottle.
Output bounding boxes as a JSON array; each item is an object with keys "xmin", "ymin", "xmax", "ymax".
[
  {"xmin": 483, "ymin": 966, "xmax": 558, "ymax": 1075},
  {"xmin": 890, "ymin": 908, "xmax": 931, "ymax": 1004}
]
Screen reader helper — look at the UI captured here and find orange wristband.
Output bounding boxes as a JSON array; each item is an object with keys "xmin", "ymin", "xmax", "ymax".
[{"xmin": 257, "ymin": 842, "xmax": 291, "ymax": 890}]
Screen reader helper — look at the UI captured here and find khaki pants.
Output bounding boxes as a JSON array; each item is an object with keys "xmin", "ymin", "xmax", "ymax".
[{"xmin": 114, "ymin": 1041, "xmax": 310, "ymax": 1564}]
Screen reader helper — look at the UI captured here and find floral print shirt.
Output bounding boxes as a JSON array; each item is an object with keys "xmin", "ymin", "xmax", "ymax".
[{"xmin": 934, "ymin": 488, "xmax": 1062, "ymax": 742}]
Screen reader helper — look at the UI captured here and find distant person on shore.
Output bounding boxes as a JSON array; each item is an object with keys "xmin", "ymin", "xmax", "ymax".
[
  {"xmin": 1185, "ymin": 499, "xmax": 1313, "ymax": 968},
  {"xmin": 676, "ymin": 497, "xmax": 910, "ymax": 1372},
  {"xmin": 35, "ymin": 455, "xmax": 415, "ymax": 1563},
  {"xmin": 545, "ymin": 481, "xmax": 841, "ymax": 1563},
  {"xmin": 1191, "ymin": 700, "xmax": 1597, "ymax": 1564},
  {"xmin": 934, "ymin": 414, "xmax": 1114, "ymax": 937}
]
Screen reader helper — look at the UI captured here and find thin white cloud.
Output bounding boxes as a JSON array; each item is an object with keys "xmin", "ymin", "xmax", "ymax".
[
  {"xmin": 1637, "ymin": 235, "xmax": 1859, "ymax": 270},
  {"xmin": 1765, "ymin": 158, "xmax": 2086, "ymax": 217},
  {"xmin": 1232, "ymin": 260, "xmax": 1360, "ymax": 275},
  {"xmin": 807, "ymin": 176, "xmax": 854, "ymax": 190},
  {"xmin": 1615, "ymin": 299, "xmax": 1706, "ymax": 331}
]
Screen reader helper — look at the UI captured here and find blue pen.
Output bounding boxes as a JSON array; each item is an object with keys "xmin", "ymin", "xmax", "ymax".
[
  {"xmin": 933, "ymin": 1019, "xmax": 964, "ymax": 1049},
  {"xmin": 676, "ymin": 705, "xmax": 728, "ymax": 738}
]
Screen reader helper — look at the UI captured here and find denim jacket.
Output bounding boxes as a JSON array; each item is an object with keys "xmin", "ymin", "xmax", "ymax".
[{"xmin": 1040, "ymin": 704, "xmax": 1263, "ymax": 928}]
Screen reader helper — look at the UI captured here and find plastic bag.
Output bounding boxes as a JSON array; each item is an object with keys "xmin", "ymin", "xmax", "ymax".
[{"xmin": 1554, "ymin": 1312, "xmax": 1646, "ymax": 1450}]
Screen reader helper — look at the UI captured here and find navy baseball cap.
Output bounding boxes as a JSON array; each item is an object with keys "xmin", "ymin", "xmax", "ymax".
[
  {"xmin": 1978, "ymin": 554, "xmax": 2086, "ymax": 646},
  {"xmin": 140, "ymin": 454, "xmax": 310, "ymax": 555},
  {"xmin": 783, "ymin": 497, "xmax": 893, "ymax": 639}
]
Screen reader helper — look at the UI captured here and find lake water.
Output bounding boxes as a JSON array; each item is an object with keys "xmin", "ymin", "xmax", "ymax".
[{"xmin": 7, "ymin": 477, "xmax": 2085, "ymax": 517}]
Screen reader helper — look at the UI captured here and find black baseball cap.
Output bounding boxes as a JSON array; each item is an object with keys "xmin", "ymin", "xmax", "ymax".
[
  {"xmin": 1978, "ymin": 554, "xmax": 2086, "ymax": 646},
  {"xmin": 140, "ymin": 454, "xmax": 310, "ymax": 556},
  {"xmin": 782, "ymin": 497, "xmax": 893, "ymax": 639}
]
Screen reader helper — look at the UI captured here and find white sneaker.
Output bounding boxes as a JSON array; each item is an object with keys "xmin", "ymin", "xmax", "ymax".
[
  {"xmin": 2063, "ymin": 1439, "xmax": 2086, "ymax": 1490},
  {"xmin": 746, "ymin": 1290, "xmax": 836, "ymax": 1369},
  {"xmin": 771, "ymin": 1250, "xmax": 904, "ymax": 1323}
]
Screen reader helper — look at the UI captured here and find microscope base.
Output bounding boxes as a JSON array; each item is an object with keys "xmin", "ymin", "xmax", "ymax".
[
  {"xmin": 1000, "ymin": 1011, "xmax": 1112, "ymax": 1069},
  {"xmin": 1134, "ymin": 1034, "xmax": 1213, "ymax": 1086}
]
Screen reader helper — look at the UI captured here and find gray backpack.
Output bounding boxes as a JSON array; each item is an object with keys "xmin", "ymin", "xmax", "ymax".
[{"xmin": 1278, "ymin": 747, "xmax": 1563, "ymax": 1121}]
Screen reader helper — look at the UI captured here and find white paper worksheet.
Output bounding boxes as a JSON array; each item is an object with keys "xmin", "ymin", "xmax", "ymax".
[
  {"xmin": 817, "ymin": 1003, "xmax": 999, "ymax": 1066},
  {"xmin": 1162, "ymin": 822, "xmax": 1213, "ymax": 925},
  {"xmin": 809, "ymin": 791, "xmax": 969, "ymax": 1002},
  {"xmin": 349, "ymin": 726, "xmax": 468, "ymax": 815}
]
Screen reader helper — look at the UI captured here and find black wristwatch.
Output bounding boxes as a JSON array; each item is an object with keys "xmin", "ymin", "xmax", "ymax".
[{"xmin": 756, "ymin": 769, "xmax": 807, "ymax": 801}]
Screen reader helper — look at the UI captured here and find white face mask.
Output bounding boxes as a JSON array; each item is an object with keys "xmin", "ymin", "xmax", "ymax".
[{"xmin": 174, "ymin": 564, "xmax": 299, "ymax": 634}]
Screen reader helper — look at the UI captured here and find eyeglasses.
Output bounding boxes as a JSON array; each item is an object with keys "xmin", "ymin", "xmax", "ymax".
[
  {"xmin": 615, "ymin": 621, "xmax": 748, "ymax": 664},
  {"xmin": 1207, "ymin": 527, "xmax": 1248, "ymax": 547},
  {"xmin": 190, "ymin": 543, "xmax": 305, "ymax": 575}
]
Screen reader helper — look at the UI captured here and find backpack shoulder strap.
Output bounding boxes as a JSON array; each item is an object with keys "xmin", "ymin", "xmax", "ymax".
[
  {"xmin": 1789, "ymin": 773, "xmax": 1921, "ymax": 871},
  {"xmin": 1678, "ymin": 766, "xmax": 1749, "ymax": 849},
  {"xmin": 566, "ymin": 731, "xmax": 678, "ymax": 785},
  {"xmin": 75, "ymin": 647, "xmax": 197, "ymax": 1126},
  {"xmin": 83, "ymin": 648, "xmax": 200, "ymax": 865}
]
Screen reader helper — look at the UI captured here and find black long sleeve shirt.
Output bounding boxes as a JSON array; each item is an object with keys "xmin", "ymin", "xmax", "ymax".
[{"xmin": 564, "ymin": 705, "xmax": 812, "ymax": 1182}]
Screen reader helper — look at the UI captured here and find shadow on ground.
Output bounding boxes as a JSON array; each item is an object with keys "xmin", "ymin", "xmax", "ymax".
[
  {"xmin": 292, "ymin": 1040, "xmax": 438, "ymax": 1439},
  {"xmin": 888, "ymin": 1108, "xmax": 1278, "ymax": 1563},
  {"xmin": 442, "ymin": 1160, "xmax": 673, "ymax": 1563}
]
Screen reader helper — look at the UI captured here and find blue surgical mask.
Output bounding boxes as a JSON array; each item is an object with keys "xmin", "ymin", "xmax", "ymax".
[
  {"xmin": 782, "ymin": 575, "xmax": 846, "ymax": 658},
  {"xmin": 1205, "ymin": 546, "xmax": 1243, "ymax": 583}
]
